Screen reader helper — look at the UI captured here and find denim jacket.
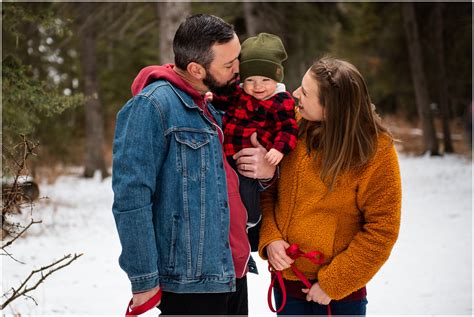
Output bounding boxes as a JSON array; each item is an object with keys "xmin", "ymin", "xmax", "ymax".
[{"xmin": 112, "ymin": 80, "xmax": 237, "ymax": 294}]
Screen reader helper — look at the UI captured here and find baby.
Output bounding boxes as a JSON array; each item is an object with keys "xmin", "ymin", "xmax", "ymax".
[{"xmin": 209, "ymin": 32, "xmax": 298, "ymax": 250}]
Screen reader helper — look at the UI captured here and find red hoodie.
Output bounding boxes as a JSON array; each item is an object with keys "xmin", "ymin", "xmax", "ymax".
[{"xmin": 132, "ymin": 64, "xmax": 250, "ymax": 279}]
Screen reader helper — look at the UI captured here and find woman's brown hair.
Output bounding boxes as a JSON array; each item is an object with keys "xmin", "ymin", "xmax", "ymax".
[{"xmin": 299, "ymin": 57, "xmax": 392, "ymax": 190}]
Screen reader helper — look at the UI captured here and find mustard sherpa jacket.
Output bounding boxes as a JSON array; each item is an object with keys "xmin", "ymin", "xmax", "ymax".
[{"xmin": 258, "ymin": 133, "xmax": 402, "ymax": 300}]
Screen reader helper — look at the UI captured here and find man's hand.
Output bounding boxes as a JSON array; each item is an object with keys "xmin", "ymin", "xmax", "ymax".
[
  {"xmin": 265, "ymin": 149, "xmax": 284, "ymax": 166},
  {"xmin": 302, "ymin": 283, "xmax": 331, "ymax": 305},
  {"xmin": 266, "ymin": 240, "xmax": 294, "ymax": 271},
  {"xmin": 131, "ymin": 286, "xmax": 161, "ymax": 308},
  {"xmin": 233, "ymin": 132, "xmax": 276, "ymax": 179}
]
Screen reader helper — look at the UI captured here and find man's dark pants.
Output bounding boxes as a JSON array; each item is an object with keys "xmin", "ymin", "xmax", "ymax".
[{"xmin": 158, "ymin": 276, "xmax": 248, "ymax": 315}]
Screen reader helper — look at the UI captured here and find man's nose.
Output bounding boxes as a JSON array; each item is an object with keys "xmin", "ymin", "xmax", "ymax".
[{"xmin": 233, "ymin": 62, "xmax": 239, "ymax": 74}]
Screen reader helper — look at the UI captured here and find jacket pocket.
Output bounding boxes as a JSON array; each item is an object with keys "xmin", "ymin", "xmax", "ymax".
[
  {"xmin": 168, "ymin": 215, "xmax": 179, "ymax": 269},
  {"xmin": 174, "ymin": 131, "xmax": 210, "ymax": 181}
]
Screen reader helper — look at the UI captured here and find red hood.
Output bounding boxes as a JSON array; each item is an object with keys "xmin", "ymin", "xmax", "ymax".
[{"xmin": 131, "ymin": 64, "xmax": 204, "ymax": 107}]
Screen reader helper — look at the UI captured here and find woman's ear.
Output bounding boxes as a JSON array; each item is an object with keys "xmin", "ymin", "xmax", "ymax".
[{"xmin": 187, "ymin": 62, "xmax": 206, "ymax": 80}]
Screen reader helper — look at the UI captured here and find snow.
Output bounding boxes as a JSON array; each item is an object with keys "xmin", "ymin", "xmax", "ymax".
[{"xmin": 2, "ymin": 154, "xmax": 473, "ymax": 316}]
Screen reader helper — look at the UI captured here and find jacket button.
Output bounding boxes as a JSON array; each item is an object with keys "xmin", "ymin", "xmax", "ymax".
[
  {"xmin": 224, "ymin": 201, "xmax": 228, "ymax": 208},
  {"xmin": 225, "ymin": 242, "xmax": 229, "ymax": 248}
]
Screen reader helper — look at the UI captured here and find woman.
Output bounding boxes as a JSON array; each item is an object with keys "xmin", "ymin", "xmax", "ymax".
[{"xmin": 256, "ymin": 57, "xmax": 402, "ymax": 315}]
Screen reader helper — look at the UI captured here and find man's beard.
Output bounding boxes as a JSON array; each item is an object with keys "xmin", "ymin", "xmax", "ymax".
[{"xmin": 203, "ymin": 70, "xmax": 238, "ymax": 96}]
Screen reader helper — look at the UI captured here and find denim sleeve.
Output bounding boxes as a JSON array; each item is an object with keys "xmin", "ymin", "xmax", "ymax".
[{"xmin": 112, "ymin": 96, "xmax": 164, "ymax": 293}]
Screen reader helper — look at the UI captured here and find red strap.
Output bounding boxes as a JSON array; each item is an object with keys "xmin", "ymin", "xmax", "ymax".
[
  {"xmin": 267, "ymin": 266, "xmax": 287, "ymax": 313},
  {"xmin": 267, "ymin": 244, "xmax": 332, "ymax": 316},
  {"xmin": 125, "ymin": 288, "xmax": 162, "ymax": 316},
  {"xmin": 286, "ymin": 244, "xmax": 324, "ymax": 289}
]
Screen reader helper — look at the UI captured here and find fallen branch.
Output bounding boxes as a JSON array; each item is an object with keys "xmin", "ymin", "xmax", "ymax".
[{"xmin": 1, "ymin": 253, "xmax": 83, "ymax": 309}]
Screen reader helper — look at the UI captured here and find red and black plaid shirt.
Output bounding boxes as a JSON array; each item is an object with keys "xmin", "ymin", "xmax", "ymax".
[{"xmin": 212, "ymin": 85, "xmax": 298, "ymax": 157}]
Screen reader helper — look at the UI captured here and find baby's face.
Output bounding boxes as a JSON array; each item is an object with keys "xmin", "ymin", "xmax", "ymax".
[{"xmin": 242, "ymin": 76, "xmax": 278, "ymax": 100}]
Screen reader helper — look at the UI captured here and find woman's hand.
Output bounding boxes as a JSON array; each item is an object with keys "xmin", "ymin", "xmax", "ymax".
[
  {"xmin": 131, "ymin": 286, "xmax": 161, "ymax": 308},
  {"xmin": 302, "ymin": 283, "xmax": 331, "ymax": 305},
  {"xmin": 266, "ymin": 240, "xmax": 294, "ymax": 271},
  {"xmin": 233, "ymin": 132, "xmax": 276, "ymax": 179}
]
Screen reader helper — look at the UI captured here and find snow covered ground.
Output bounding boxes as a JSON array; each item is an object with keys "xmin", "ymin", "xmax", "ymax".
[{"xmin": 2, "ymin": 154, "xmax": 473, "ymax": 316}]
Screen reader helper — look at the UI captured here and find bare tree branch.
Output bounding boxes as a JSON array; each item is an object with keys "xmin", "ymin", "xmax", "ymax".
[
  {"xmin": 76, "ymin": 3, "xmax": 113, "ymax": 36},
  {"xmin": 2, "ymin": 136, "xmax": 83, "ymax": 310},
  {"xmin": 131, "ymin": 20, "xmax": 159, "ymax": 41},
  {"xmin": 23, "ymin": 293, "xmax": 39, "ymax": 306},
  {"xmin": 99, "ymin": 3, "xmax": 134, "ymax": 36},
  {"xmin": 2, "ymin": 136, "xmax": 40, "ymax": 242},
  {"xmin": 1, "ymin": 219, "xmax": 42, "ymax": 250},
  {"xmin": 1, "ymin": 253, "xmax": 83, "ymax": 309},
  {"xmin": 117, "ymin": 6, "xmax": 144, "ymax": 39},
  {"xmin": 1, "ymin": 248, "xmax": 25, "ymax": 265}
]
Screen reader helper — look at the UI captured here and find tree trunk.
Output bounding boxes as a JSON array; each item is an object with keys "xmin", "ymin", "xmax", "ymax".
[
  {"xmin": 243, "ymin": 2, "xmax": 259, "ymax": 37},
  {"xmin": 81, "ymin": 9, "xmax": 108, "ymax": 178},
  {"xmin": 401, "ymin": 2, "xmax": 440, "ymax": 156},
  {"xmin": 156, "ymin": 2, "xmax": 191, "ymax": 65},
  {"xmin": 433, "ymin": 3, "xmax": 454, "ymax": 153}
]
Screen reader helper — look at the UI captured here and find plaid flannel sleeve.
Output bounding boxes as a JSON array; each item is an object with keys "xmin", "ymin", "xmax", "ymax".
[
  {"xmin": 271, "ymin": 93, "xmax": 298, "ymax": 154},
  {"xmin": 210, "ymin": 83, "xmax": 240, "ymax": 111}
]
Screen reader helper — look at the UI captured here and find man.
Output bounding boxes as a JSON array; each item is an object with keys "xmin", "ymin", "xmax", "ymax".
[{"xmin": 112, "ymin": 14, "xmax": 275, "ymax": 315}]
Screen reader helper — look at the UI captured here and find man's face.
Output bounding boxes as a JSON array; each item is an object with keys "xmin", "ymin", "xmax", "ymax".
[{"xmin": 204, "ymin": 33, "xmax": 240, "ymax": 93}]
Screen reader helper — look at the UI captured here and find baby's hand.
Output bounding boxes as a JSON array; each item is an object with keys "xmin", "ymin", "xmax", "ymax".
[
  {"xmin": 204, "ymin": 91, "xmax": 213, "ymax": 102},
  {"xmin": 265, "ymin": 149, "xmax": 284, "ymax": 166}
]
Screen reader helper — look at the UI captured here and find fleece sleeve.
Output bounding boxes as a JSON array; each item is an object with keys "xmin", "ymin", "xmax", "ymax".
[{"xmin": 258, "ymin": 179, "xmax": 285, "ymax": 260}]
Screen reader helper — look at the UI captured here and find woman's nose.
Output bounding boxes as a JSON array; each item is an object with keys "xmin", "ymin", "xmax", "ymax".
[{"xmin": 293, "ymin": 87, "xmax": 300, "ymax": 98}]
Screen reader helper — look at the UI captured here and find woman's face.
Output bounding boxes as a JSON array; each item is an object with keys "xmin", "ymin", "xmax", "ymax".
[{"xmin": 293, "ymin": 70, "xmax": 324, "ymax": 122}]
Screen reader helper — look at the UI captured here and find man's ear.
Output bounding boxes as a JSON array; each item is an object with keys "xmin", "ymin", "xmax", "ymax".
[{"xmin": 187, "ymin": 62, "xmax": 206, "ymax": 80}]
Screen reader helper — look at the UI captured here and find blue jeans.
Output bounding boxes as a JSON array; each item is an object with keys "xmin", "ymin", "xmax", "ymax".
[{"xmin": 274, "ymin": 287, "xmax": 368, "ymax": 315}]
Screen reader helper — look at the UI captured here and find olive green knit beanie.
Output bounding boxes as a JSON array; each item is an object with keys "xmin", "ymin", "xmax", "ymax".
[{"xmin": 239, "ymin": 33, "xmax": 287, "ymax": 82}]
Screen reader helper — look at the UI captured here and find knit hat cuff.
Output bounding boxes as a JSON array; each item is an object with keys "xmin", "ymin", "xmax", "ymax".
[{"xmin": 239, "ymin": 59, "xmax": 284, "ymax": 82}]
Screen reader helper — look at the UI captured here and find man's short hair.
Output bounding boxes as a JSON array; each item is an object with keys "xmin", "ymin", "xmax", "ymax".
[{"xmin": 173, "ymin": 14, "xmax": 235, "ymax": 70}]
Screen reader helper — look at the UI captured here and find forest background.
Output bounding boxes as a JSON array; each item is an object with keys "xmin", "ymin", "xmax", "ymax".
[
  {"xmin": 1, "ymin": 1, "xmax": 472, "ymax": 314},
  {"xmin": 2, "ymin": 1, "xmax": 472, "ymax": 182}
]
